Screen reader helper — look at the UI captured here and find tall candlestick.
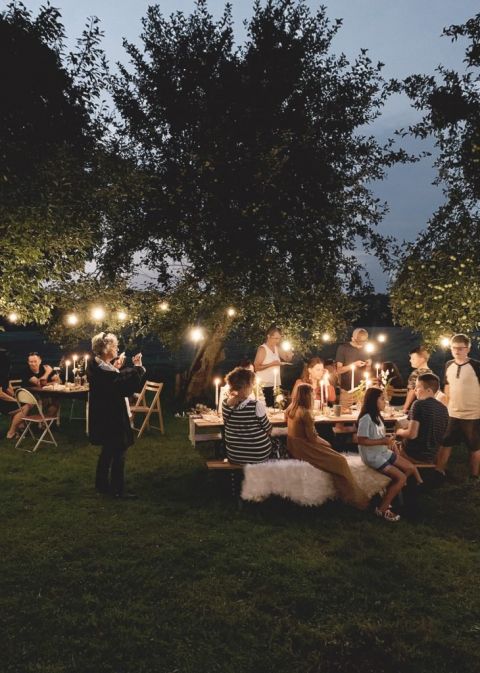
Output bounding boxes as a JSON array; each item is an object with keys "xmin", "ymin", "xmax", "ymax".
[
  {"xmin": 73, "ymin": 354, "xmax": 78, "ymax": 375},
  {"xmin": 214, "ymin": 378, "xmax": 221, "ymax": 412},
  {"xmin": 273, "ymin": 367, "xmax": 279, "ymax": 391},
  {"xmin": 320, "ymin": 380, "xmax": 324, "ymax": 406},
  {"xmin": 350, "ymin": 364, "xmax": 355, "ymax": 391},
  {"xmin": 375, "ymin": 363, "xmax": 380, "ymax": 380},
  {"xmin": 65, "ymin": 360, "xmax": 71, "ymax": 383},
  {"xmin": 323, "ymin": 373, "xmax": 329, "ymax": 404}
]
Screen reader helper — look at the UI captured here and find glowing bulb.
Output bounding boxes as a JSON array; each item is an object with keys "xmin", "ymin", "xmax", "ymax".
[
  {"xmin": 190, "ymin": 327, "xmax": 205, "ymax": 343},
  {"xmin": 281, "ymin": 340, "xmax": 292, "ymax": 352},
  {"xmin": 365, "ymin": 342, "xmax": 375, "ymax": 354},
  {"xmin": 66, "ymin": 313, "xmax": 79, "ymax": 326},
  {"xmin": 159, "ymin": 301, "xmax": 169, "ymax": 312},
  {"xmin": 226, "ymin": 307, "xmax": 236, "ymax": 317},
  {"xmin": 91, "ymin": 306, "xmax": 105, "ymax": 321},
  {"xmin": 117, "ymin": 310, "xmax": 127, "ymax": 321},
  {"xmin": 7, "ymin": 312, "xmax": 18, "ymax": 323},
  {"xmin": 440, "ymin": 336, "xmax": 450, "ymax": 348},
  {"xmin": 322, "ymin": 333, "xmax": 331, "ymax": 342},
  {"xmin": 377, "ymin": 333, "xmax": 387, "ymax": 343}
]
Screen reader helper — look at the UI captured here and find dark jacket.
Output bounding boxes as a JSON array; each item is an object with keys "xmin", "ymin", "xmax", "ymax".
[{"xmin": 87, "ymin": 357, "xmax": 145, "ymax": 448}]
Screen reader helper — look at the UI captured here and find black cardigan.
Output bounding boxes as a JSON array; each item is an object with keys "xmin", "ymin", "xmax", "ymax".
[{"xmin": 87, "ymin": 357, "xmax": 145, "ymax": 448}]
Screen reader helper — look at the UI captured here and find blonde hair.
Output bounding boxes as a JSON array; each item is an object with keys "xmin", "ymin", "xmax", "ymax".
[
  {"xmin": 287, "ymin": 383, "xmax": 313, "ymax": 419},
  {"xmin": 91, "ymin": 332, "xmax": 117, "ymax": 357}
]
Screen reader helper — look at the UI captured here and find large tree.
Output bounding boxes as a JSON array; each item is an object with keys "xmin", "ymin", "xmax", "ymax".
[
  {"xmin": 0, "ymin": 2, "xmax": 112, "ymax": 324},
  {"xmin": 100, "ymin": 0, "xmax": 408, "ymax": 402},
  {"xmin": 390, "ymin": 14, "xmax": 480, "ymax": 346}
]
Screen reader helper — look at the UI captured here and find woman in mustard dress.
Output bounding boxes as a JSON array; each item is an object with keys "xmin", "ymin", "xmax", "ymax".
[{"xmin": 285, "ymin": 384, "xmax": 369, "ymax": 510}]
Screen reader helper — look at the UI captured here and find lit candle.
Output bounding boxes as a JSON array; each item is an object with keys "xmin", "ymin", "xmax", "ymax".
[
  {"xmin": 73, "ymin": 354, "xmax": 78, "ymax": 375},
  {"xmin": 375, "ymin": 363, "xmax": 380, "ymax": 380},
  {"xmin": 319, "ymin": 379, "xmax": 324, "ymax": 406},
  {"xmin": 213, "ymin": 377, "xmax": 221, "ymax": 411},
  {"xmin": 65, "ymin": 359, "xmax": 71, "ymax": 383},
  {"xmin": 350, "ymin": 364, "xmax": 355, "ymax": 391},
  {"xmin": 323, "ymin": 373, "xmax": 329, "ymax": 404},
  {"xmin": 365, "ymin": 372, "xmax": 370, "ymax": 388}
]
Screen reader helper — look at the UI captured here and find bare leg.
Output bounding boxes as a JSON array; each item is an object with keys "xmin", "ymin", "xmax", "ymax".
[
  {"xmin": 436, "ymin": 445, "xmax": 451, "ymax": 474},
  {"xmin": 394, "ymin": 454, "xmax": 423, "ymax": 484},
  {"xmin": 470, "ymin": 449, "xmax": 480, "ymax": 477},
  {"xmin": 6, "ymin": 405, "xmax": 30, "ymax": 438},
  {"xmin": 378, "ymin": 465, "xmax": 407, "ymax": 512}
]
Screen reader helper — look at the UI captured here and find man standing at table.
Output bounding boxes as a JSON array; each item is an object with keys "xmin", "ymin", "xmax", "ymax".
[
  {"xmin": 335, "ymin": 328, "xmax": 372, "ymax": 407},
  {"xmin": 254, "ymin": 326, "xmax": 293, "ymax": 408}
]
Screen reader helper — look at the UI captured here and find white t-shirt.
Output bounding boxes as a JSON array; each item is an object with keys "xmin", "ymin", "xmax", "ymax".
[{"xmin": 445, "ymin": 360, "xmax": 480, "ymax": 420}]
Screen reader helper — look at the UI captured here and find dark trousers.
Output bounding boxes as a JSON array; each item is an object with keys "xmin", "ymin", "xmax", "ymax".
[{"xmin": 95, "ymin": 443, "xmax": 126, "ymax": 495}]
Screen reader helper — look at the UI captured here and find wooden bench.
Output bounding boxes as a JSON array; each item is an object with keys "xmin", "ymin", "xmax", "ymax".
[{"xmin": 206, "ymin": 460, "xmax": 243, "ymax": 471}]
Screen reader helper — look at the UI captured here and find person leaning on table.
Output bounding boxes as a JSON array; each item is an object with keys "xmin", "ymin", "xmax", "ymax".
[
  {"xmin": 87, "ymin": 332, "xmax": 145, "ymax": 499},
  {"xmin": 335, "ymin": 328, "xmax": 372, "ymax": 406}
]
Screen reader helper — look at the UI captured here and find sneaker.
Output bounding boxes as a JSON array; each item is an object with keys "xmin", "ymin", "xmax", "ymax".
[{"xmin": 375, "ymin": 507, "xmax": 400, "ymax": 522}]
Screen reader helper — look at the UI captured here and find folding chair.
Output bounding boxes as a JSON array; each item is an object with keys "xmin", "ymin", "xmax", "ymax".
[
  {"xmin": 9, "ymin": 379, "xmax": 22, "ymax": 391},
  {"xmin": 131, "ymin": 381, "xmax": 165, "ymax": 439},
  {"xmin": 15, "ymin": 388, "xmax": 58, "ymax": 452}
]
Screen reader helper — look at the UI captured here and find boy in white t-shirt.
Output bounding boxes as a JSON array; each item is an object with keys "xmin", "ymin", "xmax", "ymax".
[{"xmin": 436, "ymin": 334, "xmax": 480, "ymax": 481}]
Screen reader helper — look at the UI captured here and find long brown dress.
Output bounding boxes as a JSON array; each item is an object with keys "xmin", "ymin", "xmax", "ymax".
[{"xmin": 286, "ymin": 408, "xmax": 369, "ymax": 510}]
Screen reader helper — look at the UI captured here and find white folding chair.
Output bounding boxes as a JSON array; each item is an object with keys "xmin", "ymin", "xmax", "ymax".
[
  {"xmin": 15, "ymin": 388, "xmax": 58, "ymax": 452},
  {"xmin": 131, "ymin": 381, "xmax": 165, "ymax": 439},
  {"xmin": 9, "ymin": 379, "xmax": 22, "ymax": 391}
]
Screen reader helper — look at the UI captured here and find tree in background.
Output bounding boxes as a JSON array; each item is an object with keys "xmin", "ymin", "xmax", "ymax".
[
  {"xmin": 391, "ymin": 14, "xmax": 480, "ymax": 347},
  {"xmin": 105, "ymin": 0, "xmax": 408, "ymax": 401},
  {"xmin": 0, "ymin": 2, "xmax": 111, "ymax": 324}
]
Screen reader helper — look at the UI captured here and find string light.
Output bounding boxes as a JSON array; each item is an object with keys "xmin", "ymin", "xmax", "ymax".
[
  {"xmin": 440, "ymin": 336, "xmax": 451, "ymax": 348},
  {"xmin": 365, "ymin": 342, "xmax": 375, "ymax": 354},
  {"xmin": 91, "ymin": 307, "xmax": 105, "ymax": 321},
  {"xmin": 377, "ymin": 333, "xmax": 387, "ymax": 343},
  {"xmin": 159, "ymin": 301, "xmax": 169, "ymax": 312},
  {"xmin": 322, "ymin": 333, "xmax": 331, "ymax": 342},
  {"xmin": 226, "ymin": 307, "xmax": 236, "ymax": 317},
  {"xmin": 7, "ymin": 312, "xmax": 18, "ymax": 323},
  {"xmin": 281, "ymin": 340, "xmax": 292, "ymax": 352},
  {"xmin": 117, "ymin": 310, "xmax": 127, "ymax": 321},
  {"xmin": 190, "ymin": 327, "xmax": 205, "ymax": 343},
  {"xmin": 66, "ymin": 313, "xmax": 79, "ymax": 326}
]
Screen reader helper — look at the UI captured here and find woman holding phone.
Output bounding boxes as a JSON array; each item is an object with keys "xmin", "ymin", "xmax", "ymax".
[{"xmin": 87, "ymin": 333, "xmax": 145, "ymax": 498}]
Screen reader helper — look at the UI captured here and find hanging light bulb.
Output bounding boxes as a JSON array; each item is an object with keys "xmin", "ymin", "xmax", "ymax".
[
  {"xmin": 91, "ymin": 306, "xmax": 106, "ymax": 321},
  {"xmin": 7, "ymin": 312, "xmax": 18, "ymax": 323},
  {"xmin": 440, "ymin": 336, "xmax": 451, "ymax": 348},
  {"xmin": 117, "ymin": 310, "xmax": 127, "ymax": 321},
  {"xmin": 281, "ymin": 340, "xmax": 292, "ymax": 352},
  {"xmin": 322, "ymin": 333, "xmax": 331, "ymax": 342},
  {"xmin": 159, "ymin": 301, "xmax": 170, "ymax": 312},
  {"xmin": 190, "ymin": 327, "xmax": 205, "ymax": 343},
  {"xmin": 226, "ymin": 307, "xmax": 236, "ymax": 317},
  {"xmin": 66, "ymin": 313, "xmax": 79, "ymax": 326},
  {"xmin": 377, "ymin": 333, "xmax": 387, "ymax": 343}
]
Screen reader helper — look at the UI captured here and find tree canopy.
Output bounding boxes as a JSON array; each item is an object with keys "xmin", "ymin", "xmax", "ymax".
[
  {"xmin": 87, "ymin": 0, "xmax": 409, "ymax": 398},
  {"xmin": 0, "ymin": 2, "xmax": 110, "ymax": 324},
  {"xmin": 390, "ymin": 14, "xmax": 480, "ymax": 345}
]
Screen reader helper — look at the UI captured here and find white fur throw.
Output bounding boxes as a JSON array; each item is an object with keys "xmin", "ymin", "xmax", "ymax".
[{"xmin": 241, "ymin": 454, "xmax": 390, "ymax": 506}]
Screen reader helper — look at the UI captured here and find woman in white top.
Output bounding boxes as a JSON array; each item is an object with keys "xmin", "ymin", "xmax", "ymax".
[
  {"xmin": 357, "ymin": 387, "xmax": 422, "ymax": 522},
  {"xmin": 254, "ymin": 326, "xmax": 293, "ymax": 407}
]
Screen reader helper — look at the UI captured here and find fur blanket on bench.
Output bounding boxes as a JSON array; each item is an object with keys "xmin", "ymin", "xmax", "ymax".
[{"xmin": 241, "ymin": 454, "xmax": 390, "ymax": 506}]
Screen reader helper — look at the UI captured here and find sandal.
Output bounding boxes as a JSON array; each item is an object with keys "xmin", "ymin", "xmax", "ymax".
[{"xmin": 375, "ymin": 507, "xmax": 400, "ymax": 522}]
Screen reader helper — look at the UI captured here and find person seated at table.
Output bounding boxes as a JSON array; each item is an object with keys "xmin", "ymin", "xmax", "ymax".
[
  {"xmin": 0, "ymin": 349, "xmax": 30, "ymax": 440},
  {"xmin": 21, "ymin": 352, "xmax": 60, "ymax": 418},
  {"xmin": 222, "ymin": 367, "xmax": 272, "ymax": 464},
  {"xmin": 254, "ymin": 326, "xmax": 293, "ymax": 408},
  {"xmin": 380, "ymin": 361, "xmax": 403, "ymax": 388},
  {"xmin": 395, "ymin": 373, "xmax": 449, "ymax": 465},
  {"xmin": 357, "ymin": 387, "xmax": 422, "ymax": 522},
  {"xmin": 285, "ymin": 384, "xmax": 369, "ymax": 510},
  {"xmin": 292, "ymin": 357, "xmax": 336, "ymax": 405}
]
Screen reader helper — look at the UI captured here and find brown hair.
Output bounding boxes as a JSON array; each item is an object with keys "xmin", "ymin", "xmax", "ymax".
[
  {"xmin": 409, "ymin": 345, "xmax": 430, "ymax": 358},
  {"xmin": 300, "ymin": 357, "xmax": 324, "ymax": 383},
  {"xmin": 226, "ymin": 367, "xmax": 255, "ymax": 392},
  {"xmin": 417, "ymin": 373, "xmax": 440, "ymax": 394},
  {"xmin": 287, "ymin": 383, "xmax": 313, "ymax": 419},
  {"xmin": 266, "ymin": 325, "xmax": 282, "ymax": 337},
  {"xmin": 451, "ymin": 333, "xmax": 471, "ymax": 347},
  {"xmin": 358, "ymin": 387, "xmax": 384, "ymax": 426}
]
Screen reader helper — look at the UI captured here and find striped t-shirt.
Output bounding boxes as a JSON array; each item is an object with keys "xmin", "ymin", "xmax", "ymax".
[
  {"xmin": 222, "ymin": 399, "xmax": 272, "ymax": 464},
  {"xmin": 405, "ymin": 397, "xmax": 449, "ymax": 461}
]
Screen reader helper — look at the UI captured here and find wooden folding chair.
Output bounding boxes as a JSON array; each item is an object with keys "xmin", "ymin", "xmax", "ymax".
[
  {"xmin": 131, "ymin": 381, "xmax": 165, "ymax": 439},
  {"xmin": 15, "ymin": 388, "xmax": 58, "ymax": 452}
]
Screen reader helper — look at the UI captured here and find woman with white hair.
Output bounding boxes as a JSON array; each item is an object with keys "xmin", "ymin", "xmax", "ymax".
[{"xmin": 87, "ymin": 332, "xmax": 145, "ymax": 498}]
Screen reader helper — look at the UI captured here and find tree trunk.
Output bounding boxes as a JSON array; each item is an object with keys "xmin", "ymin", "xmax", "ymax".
[{"xmin": 184, "ymin": 319, "xmax": 230, "ymax": 406}]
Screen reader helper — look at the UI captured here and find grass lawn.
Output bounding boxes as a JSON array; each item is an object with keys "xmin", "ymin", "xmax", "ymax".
[{"xmin": 1, "ymin": 410, "xmax": 479, "ymax": 673}]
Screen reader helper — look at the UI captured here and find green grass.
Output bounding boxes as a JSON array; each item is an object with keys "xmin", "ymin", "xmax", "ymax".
[{"xmin": 1, "ymin": 411, "xmax": 479, "ymax": 673}]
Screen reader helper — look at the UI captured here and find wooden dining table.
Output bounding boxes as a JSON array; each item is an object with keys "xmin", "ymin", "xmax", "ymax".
[
  {"xmin": 189, "ymin": 409, "xmax": 407, "ymax": 448},
  {"xmin": 27, "ymin": 384, "xmax": 89, "ymax": 433}
]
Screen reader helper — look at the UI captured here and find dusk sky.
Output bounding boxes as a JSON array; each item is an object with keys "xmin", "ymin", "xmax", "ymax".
[{"xmin": 16, "ymin": 0, "xmax": 479, "ymax": 289}]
